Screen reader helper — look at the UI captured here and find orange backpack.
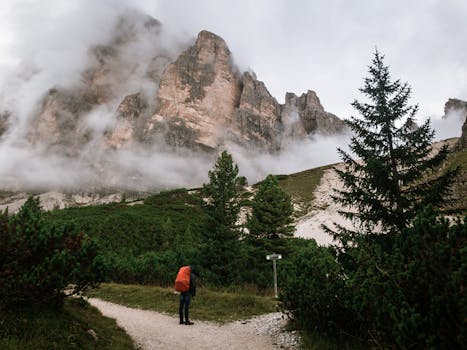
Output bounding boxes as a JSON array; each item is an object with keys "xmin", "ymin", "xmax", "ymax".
[{"xmin": 174, "ymin": 266, "xmax": 191, "ymax": 292}]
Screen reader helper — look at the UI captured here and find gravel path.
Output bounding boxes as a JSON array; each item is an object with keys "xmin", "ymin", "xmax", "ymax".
[{"xmin": 89, "ymin": 298, "xmax": 298, "ymax": 350}]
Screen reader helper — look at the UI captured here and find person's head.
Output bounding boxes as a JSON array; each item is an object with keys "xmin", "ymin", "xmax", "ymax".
[{"xmin": 189, "ymin": 265, "xmax": 198, "ymax": 276}]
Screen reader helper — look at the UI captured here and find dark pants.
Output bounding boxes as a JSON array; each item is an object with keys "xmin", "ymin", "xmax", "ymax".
[{"xmin": 179, "ymin": 292, "xmax": 191, "ymax": 323}]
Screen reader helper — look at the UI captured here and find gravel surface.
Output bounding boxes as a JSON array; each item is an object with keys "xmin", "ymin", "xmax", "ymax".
[
  {"xmin": 238, "ymin": 312, "xmax": 299, "ymax": 349},
  {"xmin": 89, "ymin": 298, "xmax": 299, "ymax": 350},
  {"xmin": 295, "ymin": 163, "xmax": 352, "ymax": 245}
]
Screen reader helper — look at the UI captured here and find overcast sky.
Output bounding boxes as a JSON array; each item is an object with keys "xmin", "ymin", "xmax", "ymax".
[{"xmin": 0, "ymin": 0, "xmax": 466, "ymax": 123}]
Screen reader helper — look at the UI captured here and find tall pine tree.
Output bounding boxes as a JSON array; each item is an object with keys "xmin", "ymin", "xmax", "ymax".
[
  {"xmin": 247, "ymin": 174, "xmax": 295, "ymax": 241},
  {"xmin": 329, "ymin": 51, "xmax": 458, "ymax": 244},
  {"xmin": 201, "ymin": 151, "xmax": 244, "ymax": 284}
]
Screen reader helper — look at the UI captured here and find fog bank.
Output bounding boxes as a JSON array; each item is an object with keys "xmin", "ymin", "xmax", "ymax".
[{"xmin": 0, "ymin": 1, "xmax": 464, "ymax": 194}]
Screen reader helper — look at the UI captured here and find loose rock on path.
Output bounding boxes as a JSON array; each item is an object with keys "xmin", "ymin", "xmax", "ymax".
[{"xmin": 89, "ymin": 298, "xmax": 298, "ymax": 350}]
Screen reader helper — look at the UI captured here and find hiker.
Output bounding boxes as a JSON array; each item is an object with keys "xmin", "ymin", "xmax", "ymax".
[{"xmin": 175, "ymin": 265, "xmax": 197, "ymax": 325}]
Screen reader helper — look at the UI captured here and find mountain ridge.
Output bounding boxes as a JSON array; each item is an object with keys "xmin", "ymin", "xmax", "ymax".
[
  {"xmin": 0, "ymin": 13, "xmax": 464, "ymax": 195},
  {"xmin": 1, "ymin": 16, "xmax": 346, "ymax": 156}
]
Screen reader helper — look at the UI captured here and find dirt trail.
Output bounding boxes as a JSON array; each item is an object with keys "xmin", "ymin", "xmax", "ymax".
[{"xmin": 89, "ymin": 298, "xmax": 295, "ymax": 350}]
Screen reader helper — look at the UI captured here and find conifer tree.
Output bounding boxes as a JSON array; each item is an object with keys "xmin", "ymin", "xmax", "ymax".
[
  {"xmin": 201, "ymin": 151, "xmax": 244, "ymax": 284},
  {"xmin": 247, "ymin": 174, "xmax": 295, "ymax": 241},
  {"xmin": 329, "ymin": 51, "xmax": 458, "ymax": 244}
]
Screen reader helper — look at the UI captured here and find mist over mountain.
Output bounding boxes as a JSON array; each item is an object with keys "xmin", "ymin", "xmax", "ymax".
[
  {"xmin": 440, "ymin": 98, "xmax": 467, "ymax": 149},
  {"xmin": 0, "ymin": 2, "xmax": 465, "ymax": 198},
  {"xmin": 0, "ymin": 10, "xmax": 348, "ymax": 192}
]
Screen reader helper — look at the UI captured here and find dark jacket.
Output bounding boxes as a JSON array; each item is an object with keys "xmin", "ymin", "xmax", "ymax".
[{"xmin": 189, "ymin": 272, "xmax": 196, "ymax": 297}]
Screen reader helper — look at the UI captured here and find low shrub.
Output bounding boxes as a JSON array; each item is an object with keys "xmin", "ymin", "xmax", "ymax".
[
  {"xmin": 280, "ymin": 239, "xmax": 353, "ymax": 335},
  {"xmin": 280, "ymin": 208, "xmax": 467, "ymax": 349},
  {"xmin": 0, "ymin": 197, "xmax": 105, "ymax": 309},
  {"xmin": 349, "ymin": 208, "xmax": 467, "ymax": 348}
]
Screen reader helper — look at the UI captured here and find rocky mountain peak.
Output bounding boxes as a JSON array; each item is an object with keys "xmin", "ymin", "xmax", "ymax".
[
  {"xmin": 117, "ymin": 93, "xmax": 148, "ymax": 120},
  {"xmin": 194, "ymin": 30, "xmax": 231, "ymax": 63},
  {"xmin": 444, "ymin": 98, "xmax": 467, "ymax": 115},
  {"xmin": 286, "ymin": 90, "xmax": 324, "ymax": 112},
  {"xmin": 1, "ymin": 15, "xmax": 348, "ymax": 192},
  {"xmin": 303, "ymin": 90, "xmax": 325, "ymax": 111},
  {"xmin": 239, "ymin": 72, "xmax": 280, "ymax": 118},
  {"xmin": 149, "ymin": 29, "xmax": 241, "ymax": 150},
  {"xmin": 443, "ymin": 98, "xmax": 467, "ymax": 149},
  {"xmin": 282, "ymin": 89, "xmax": 345, "ymax": 138},
  {"xmin": 22, "ymin": 22, "xmax": 347, "ymax": 154},
  {"xmin": 231, "ymin": 72, "xmax": 282, "ymax": 150}
]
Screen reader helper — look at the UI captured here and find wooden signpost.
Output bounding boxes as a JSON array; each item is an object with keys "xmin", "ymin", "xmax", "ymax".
[{"xmin": 266, "ymin": 253, "xmax": 282, "ymax": 298}]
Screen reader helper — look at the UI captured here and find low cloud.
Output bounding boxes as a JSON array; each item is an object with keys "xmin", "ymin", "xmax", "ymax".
[
  {"xmin": 233, "ymin": 134, "xmax": 352, "ymax": 184},
  {"xmin": 0, "ymin": 1, "xmax": 464, "ymax": 195},
  {"xmin": 431, "ymin": 109, "xmax": 466, "ymax": 142}
]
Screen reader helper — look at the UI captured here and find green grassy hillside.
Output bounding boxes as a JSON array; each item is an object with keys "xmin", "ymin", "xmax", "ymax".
[
  {"xmin": 44, "ymin": 188, "xmax": 207, "ymax": 285},
  {"xmin": 46, "ymin": 188, "xmax": 207, "ymax": 258}
]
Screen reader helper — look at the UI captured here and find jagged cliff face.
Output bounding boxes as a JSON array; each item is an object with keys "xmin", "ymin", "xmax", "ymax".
[
  {"xmin": 233, "ymin": 72, "xmax": 282, "ymax": 150},
  {"xmin": 26, "ymin": 13, "xmax": 177, "ymax": 153},
  {"xmin": 30, "ymin": 88, "xmax": 96, "ymax": 155},
  {"xmin": 0, "ymin": 14, "xmax": 349, "ymax": 195},
  {"xmin": 106, "ymin": 92, "xmax": 150, "ymax": 149},
  {"xmin": 444, "ymin": 98, "xmax": 467, "ymax": 149},
  {"xmin": 144, "ymin": 30, "xmax": 345, "ymax": 152},
  {"xmin": 147, "ymin": 30, "xmax": 242, "ymax": 150},
  {"xmin": 282, "ymin": 91, "xmax": 344, "ymax": 139},
  {"xmin": 15, "ymin": 19, "xmax": 345, "ymax": 155}
]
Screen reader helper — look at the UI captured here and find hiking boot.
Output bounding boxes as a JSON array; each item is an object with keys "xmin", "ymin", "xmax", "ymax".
[
  {"xmin": 179, "ymin": 320, "xmax": 185, "ymax": 325},
  {"xmin": 185, "ymin": 321, "xmax": 194, "ymax": 325}
]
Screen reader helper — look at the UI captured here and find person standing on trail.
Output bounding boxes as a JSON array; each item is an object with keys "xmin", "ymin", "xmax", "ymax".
[{"xmin": 175, "ymin": 265, "xmax": 197, "ymax": 325}]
